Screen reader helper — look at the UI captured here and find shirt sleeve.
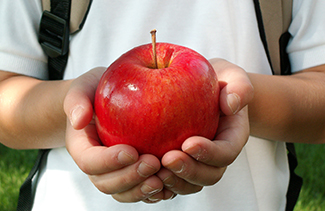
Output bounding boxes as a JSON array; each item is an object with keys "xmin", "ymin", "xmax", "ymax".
[
  {"xmin": 287, "ymin": 0, "xmax": 325, "ymax": 73},
  {"xmin": 0, "ymin": 0, "xmax": 48, "ymax": 79}
]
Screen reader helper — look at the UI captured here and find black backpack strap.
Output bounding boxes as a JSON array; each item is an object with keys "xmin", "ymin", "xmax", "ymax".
[
  {"xmin": 279, "ymin": 31, "xmax": 292, "ymax": 76},
  {"xmin": 285, "ymin": 143, "xmax": 303, "ymax": 211},
  {"xmin": 16, "ymin": 1, "xmax": 73, "ymax": 210},
  {"xmin": 253, "ymin": 1, "xmax": 303, "ymax": 210},
  {"xmin": 16, "ymin": 149, "xmax": 50, "ymax": 211},
  {"xmin": 279, "ymin": 28, "xmax": 303, "ymax": 211},
  {"xmin": 253, "ymin": 0, "xmax": 273, "ymax": 73},
  {"xmin": 39, "ymin": 0, "xmax": 72, "ymax": 80}
]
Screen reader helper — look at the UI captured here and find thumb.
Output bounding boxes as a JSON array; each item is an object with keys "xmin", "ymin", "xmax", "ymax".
[
  {"xmin": 63, "ymin": 67, "xmax": 106, "ymax": 129},
  {"xmin": 209, "ymin": 58, "xmax": 254, "ymax": 115}
]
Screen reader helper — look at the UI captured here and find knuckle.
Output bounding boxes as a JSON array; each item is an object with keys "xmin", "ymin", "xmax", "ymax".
[
  {"xmin": 90, "ymin": 177, "xmax": 115, "ymax": 195},
  {"xmin": 77, "ymin": 158, "xmax": 93, "ymax": 175},
  {"xmin": 204, "ymin": 168, "xmax": 225, "ymax": 186},
  {"xmin": 89, "ymin": 173, "xmax": 139, "ymax": 195},
  {"xmin": 243, "ymin": 82, "xmax": 254, "ymax": 102},
  {"xmin": 112, "ymin": 193, "xmax": 145, "ymax": 203},
  {"xmin": 222, "ymin": 150, "xmax": 239, "ymax": 167},
  {"xmin": 177, "ymin": 184, "xmax": 203, "ymax": 195}
]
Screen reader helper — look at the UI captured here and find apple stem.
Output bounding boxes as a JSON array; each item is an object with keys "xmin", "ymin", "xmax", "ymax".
[{"xmin": 150, "ymin": 29, "xmax": 158, "ymax": 69}]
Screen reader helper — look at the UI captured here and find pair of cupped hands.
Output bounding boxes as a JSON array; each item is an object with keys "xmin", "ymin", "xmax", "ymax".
[{"xmin": 63, "ymin": 58, "xmax": 254, "ymax": 203}]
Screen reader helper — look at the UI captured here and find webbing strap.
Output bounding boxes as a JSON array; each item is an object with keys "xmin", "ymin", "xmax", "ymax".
[
  {"xmin": 286, "ymin": 143, "xmax": 303, "ymax": 211},
  {"xmin": 16, "ymin": 149, "xmax": 50, "ymax": 211},
  {"xmin": 42, "ymin": 0, "xmax": 92, "ymax": 34},
  {"xmin": 16, "ymin": 1, "xmax": 72, "ymax": 210},
  {"xmin": 39, "ymin": 0, "xmax": 72, "ymax": 80},
  {"xmin": 258, "ymin": 0, "xmax": 292, "ymax": 75}
]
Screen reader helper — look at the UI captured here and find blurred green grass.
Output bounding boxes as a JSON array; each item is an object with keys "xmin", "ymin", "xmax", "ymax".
[
  {"xmin": 294, "ymin": 143, "xmax": 325, "ymax": 211},
  {"xmin": 0, "ymin": 145, "xmax": 37, "ymax": 211},
  {"xmin": 0, "ymin": 143, "xmax": 324, "ymax": 211}
]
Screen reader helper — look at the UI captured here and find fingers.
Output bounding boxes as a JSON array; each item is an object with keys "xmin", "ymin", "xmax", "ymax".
[
  {"xmin": 156, "ymin": 167, "xmax": 204, "ymax": 195},
  {"xmin": 63, "ymin": 60, "xmax": 252, "ymax": 203},
  {"xmin": 65, "ymin": 115, "xmax": 136, "ymax": 170},
  {"xmin": 161, "ymin": 149, "xmax": 226, "ymax": 188},
  {"xmin": 89, "ymin": 154, "xmax": 161, "ymax": 195},
  {"xmin": 111, "ymin": 174, "xmax": 163, "ymax": 202},
  {"xmin": 63, "ymin": 67, "xmax": 106, "ymax": 129},
  {"xmin": 64, "ymin": 67, "xmax": 169, "ymax": 203},
  {"xmin": 66, "ymin": 117, "xmax": 166, "ymax": 203},
  {"xmin": 183, "ymin": 107, "xmax": 249, "ymax": 168},
  {"xmin": 209, "ymin": 58, "xmax": 254, "ymax": 115},
  {"xmin": 160, "ymin": 105, "xmax": 249, "ymax": 194},
  {"xmin": 65, "ymin": 117, "xmax": 157, "ymax": 194},
  {"xmin": 113, "ymin": 180, "xmax": 175, "ymax": 203},
  {"xmin": 214, "ymin": 106, "xmax": 250, "ymax": 164},
  {"xmin": 181, "ymin": 107, "xmax": 249, "ymax": 168},
  {"xmin": 63, "ymin": 67, "xmax": 180, "ymax": 203},
  {"xmin": 158, "ymin": 140, "xmax": 228, "ymax": 196},
  {"xmin": 66, "ymin": 119, "xmax": 163, "ymax": 202},
  {"xmin": 182, "ymin": 136, "xmax": 236, "ymax": 167}
]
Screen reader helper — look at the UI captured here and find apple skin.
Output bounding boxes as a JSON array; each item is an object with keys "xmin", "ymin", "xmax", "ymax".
[{"xmin": 94, "ymin": 43, "xmax": 220, "ymax": 159}]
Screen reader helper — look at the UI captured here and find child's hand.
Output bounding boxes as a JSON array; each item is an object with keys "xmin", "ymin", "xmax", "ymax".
[
  {"xmin": 156, "ymin": 59, "xmax": 253, "ymax": 197},
  {"xmin": 63, "ymin": 58, "xmax": 254, "ymax": 203},
  {"xmin": 64, "ymin": 67, "xmax": 166, "ymax": 203}
]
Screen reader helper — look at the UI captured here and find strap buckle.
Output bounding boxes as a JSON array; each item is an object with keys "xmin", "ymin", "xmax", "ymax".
[{"xmin": 39, "ymin": 11, "xmax": 69, "ymax": 58}]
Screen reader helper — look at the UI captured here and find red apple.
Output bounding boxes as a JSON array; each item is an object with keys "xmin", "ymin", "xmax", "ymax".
[{"xmin": 94, "ymin": 41, "xmax": 220, "ymax": 159}]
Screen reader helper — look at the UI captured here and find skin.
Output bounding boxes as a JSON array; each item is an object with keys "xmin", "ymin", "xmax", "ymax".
[
  {"xmin": 0, "ymin": 59, "xmax": 325, "ymax": 203},
  {"xmin": 64, "ymin": 61, "xmax": 252, "ymax": 202},
  {"xmin": 0, "ymin": 72, "xmax": 71, "ymax": 149},
  {"xmin": 248, "ymin": 65, "xmax": 325, "ymax": 144}
]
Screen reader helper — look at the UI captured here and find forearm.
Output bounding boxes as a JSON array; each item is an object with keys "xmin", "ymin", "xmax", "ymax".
[
  {"xmin": 248, "ymin": 65, "xmax": 325, "ymax": 144},
  {"xmin": 0, "ymin": 71, "xmax": 72, "ymax": 149}
]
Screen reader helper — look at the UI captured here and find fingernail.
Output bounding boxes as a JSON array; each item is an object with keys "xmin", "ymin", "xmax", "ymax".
[
  {"xmin": 168, "ymin": 193, "xmax": 177, "ymax": 200},
  {"xmin": 168, "ymin": 159, "xmax": 185, "ymax": 174},
  {"xmin": 117, "ymin": 151, "xmax": 135, "ymax": 165},
  {"xmin": 168, "ymin": 193, "xmax": 176, "ymax": 200},
  {"xmin": 137, "ymin": 162, "xmax": 157, "ymax": 178},
  {"xmin": 141, "ymin": 184, "xmax": 162, "ymax": 195},
  {"xmin": 70, "ymin": 105, "xmax": 84, "ymax": 127},
  {"xmin": 184, "ymin": 145, "xmax": 207, "ymax": 161},
  {"xmin": 227, "ymin": 93, "xmax": 240, "ymax": 114},
  {"xmin": 147, "ymin": 197, "xmax": 161, "ymax": 202},
  {"xmin": 163, "ymin": 175, "xmax": 176, "ymax": 188},
  {"xmin": 184, "ymin": 145, "xmax": 201, "ymax": 160}
]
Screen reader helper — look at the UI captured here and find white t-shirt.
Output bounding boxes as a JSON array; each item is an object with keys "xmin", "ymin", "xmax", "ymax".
[{"xmin": 1, "ymin": 0, "xmax": 324, "ymax": 211}]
